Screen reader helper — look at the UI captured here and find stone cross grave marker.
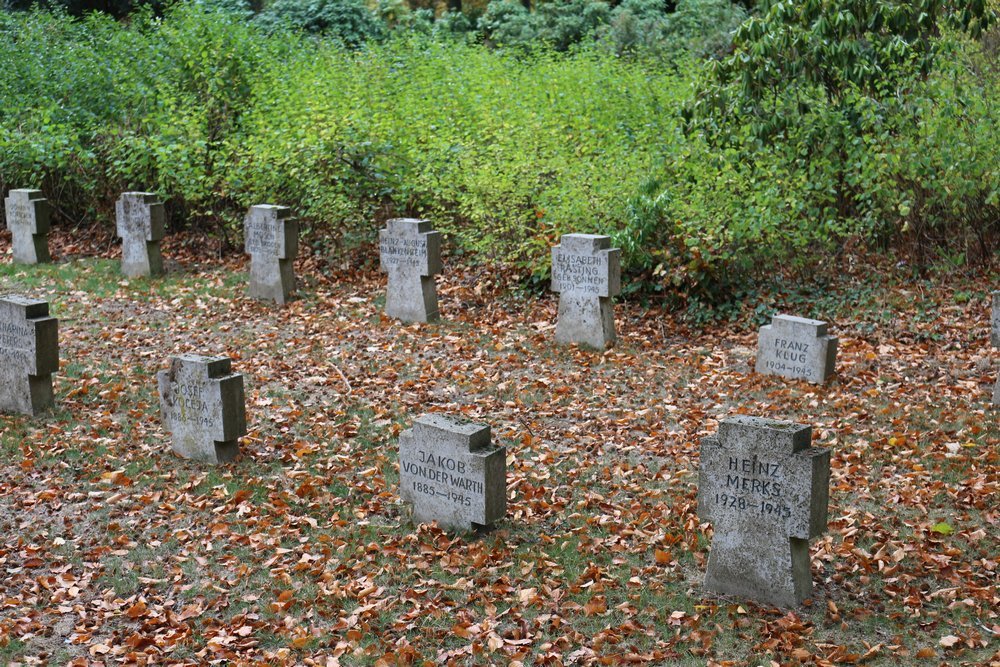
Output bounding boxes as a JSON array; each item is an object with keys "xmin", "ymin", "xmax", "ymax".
[
  {"xmin": 0, "ymin": 295, "xmax": 58, "ymax": 416},
  {"xmin": 550, "ymin": 233, "xmax": 621, "ymax": 349},
  {"xmin": 157, "ymin": 354, "xmax": 246, "ymax": 463},
  {"xmin": 245, "ymin": 205, "xmax": 299, "ymax": 305},
  {"xmin": 756, "ymin": 314, "xmax": 838, "ymax": 384},
  {"xmin": 4, "ymin": 189, "xmax": 51, "ymax": 264},
  {"xmin": 116, "ymin": 192, "xmax": 165, "ymax": 278},
  {"xmin": 379, "ymin": 218, "xmax": 442, "ymax": 323},
  {"xmin": 698, "ymin": 416, "xmax": 830, "ymax": 607},
  {"xmin": 398, "ymin": 414, "xmax": 506, "ymax": 532}
]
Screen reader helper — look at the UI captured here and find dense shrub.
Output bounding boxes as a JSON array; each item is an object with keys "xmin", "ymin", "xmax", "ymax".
[{"xmin": 255, "ymin": 0, "xmax": 384, "ymax": 45}]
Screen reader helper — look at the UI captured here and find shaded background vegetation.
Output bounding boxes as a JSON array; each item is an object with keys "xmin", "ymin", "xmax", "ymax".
[{"xmin": 0, "ymin": 0, "xmax": 997, "ymax": 314}]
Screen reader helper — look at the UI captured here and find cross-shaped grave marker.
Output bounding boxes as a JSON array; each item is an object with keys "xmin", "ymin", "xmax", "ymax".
[
  {"xmin": 0, "ymin": 295, "xmax": 58, "ymax": 415},
  {"xmin": 116, "ymin": 192, "xmax": 165, "ymax": 277},
  {"xmin": 379, "ymin": 218, "xmax": 442, "ymax": 323},
  {"xmin": 157, "ymin": 354, "xmax": 247, "ymax": 463},
  {"xmin": 756, "ymin": 314, "xmax": 838, "ymax": 384},
  {"xmin": 245, "ymin": 205, "xmax": 299, "ymax": 304},
  {"xmin": 398, "ymin": 414, "xmax": 506, "ymax": 532},
  {"xmin": 698, "ymin": 416, "xmax": 830, "ymax": 607},
  {"xmin": 4, "ymin": 189, "xmax": 51, "ymax": 264},
  {"xmin": 550, "ymin": 233, "xmax": 621, "ymax": 348}
]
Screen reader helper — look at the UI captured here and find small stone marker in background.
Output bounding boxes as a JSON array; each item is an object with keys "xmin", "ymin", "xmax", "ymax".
[
  {"xmin": 379, "ymin": 218, "xmax": 442, "ymax": 323},
  {"xmin": 245, "ymin": 205, "xmax": 298, "ymax": 304},
  {"xmin": 4, "ymin": 189, "xmax": 51, "ymax": 264},
  {"xmin": 550, "ymin": 233, "xmax": 621, "ymax": 348},
  {"xmin": 157, "ymin": 354, "xmax": 246, "ymax": 463},
  {"xmin": 698, "ymin": 416, "xmax": 830, "ymax": 607},
  {"xmin": 116, "ymin": 192, "xmax": 165, "ymax": 278},
  {"xmin": 0, "ymin": 295, "xmax": 58, "ymax": 415},
  {"xmin": 756, "ymin": 314, "xmax": 838, "ymax": 384},
  {"xmin": 398, "ymin": 414, "xmax": 506, "ymax": 531}
]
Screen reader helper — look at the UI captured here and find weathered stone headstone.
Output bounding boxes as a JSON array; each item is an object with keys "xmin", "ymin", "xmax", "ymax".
[
  {"xmin": 116, "ymin": 192, "xmax": 165, "ymax": 278},
  {"xmin": 4, "ymin": 189, "xmax": 51, "ymax": 264},
  {"xmin": 244, "ymin": 205, "xmax": 298, "ymax": 304},
  {"xmin": 398, "ymin": 414, "xmax": 506, "ymax": 531},
  {"xmin": 379, "ymin": 218, "xmax": 442, "ymax": 323},
  {"xmin": 698, "ymin": 416, "xmax": 830, "ymax": 607},
  {"xmin": 157, "ymin": 354, "xmax": 246, "ymax": 463},
  {"xmin": 756, "ymin": 314, "xmax": 838, "ymax": 384},
  {"xmin": 0, "ymin": 295, "xmax": 58, "ymax": 415},
  {"xmin": 550, "ymin": 234, "xmax": 621, "ymax": 349}
]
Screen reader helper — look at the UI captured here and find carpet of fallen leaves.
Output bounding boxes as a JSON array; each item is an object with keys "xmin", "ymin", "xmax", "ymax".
[{"xmin": 0, "ymin": 226, "xmax": 997, "ymax": 667}]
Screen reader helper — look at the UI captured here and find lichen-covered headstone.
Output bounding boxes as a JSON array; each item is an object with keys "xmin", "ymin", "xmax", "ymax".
[
  {"xmin": 550, "ymin": 234, "xmax": 621, "ymax": 349},
  {"xmin": 697, "ymin": 416, "xmax": 830, "ymax": 607},
  {"xmin": 116, "ymin": 192, "xmax": 165, "ymax": 278},
  {"xmin": 157, "ymin": 354, "xmax": 246, "ymax": 463},
  {"xmin": 4, "ymin": 189, "xmax": 51, "ymax": 264},
  {"xmin": 244, "ymin": 205, "xmax": 298, "ymax": 304},
  {"xmin": 398, "ymin": 414, "xmax": 506, "ymax": 531},
  {"xmin": 0, "ymin": 295, "xmax": 58, "ymax": 415},
  {"xmin": 756, "ymin": 314, "xmax": 838, "ymax": 384},
  {"xmin": 379, "ymin": 218, "xmax": 442, "ymax": 323}
]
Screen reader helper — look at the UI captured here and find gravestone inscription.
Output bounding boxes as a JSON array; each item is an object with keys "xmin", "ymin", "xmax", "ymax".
[
  {"xmin": 398, "ymin": 414, "xmax": 506, "ymax": 531},
  {"xmin": 550, "ymin": 233, "xmax": 621, "ymax": 348},
  {"xmin": 4, "ymin": 189, "xmax": 51, "ymax": 264},
  {"xmin": 116, "ymin": 192, "xmax": 165, "ymax": 278},
  {"xmin": 157, "ymin": 354, "xmax": 246, "ymax": 463},
  {"xmin": 756, "ymin": 314, "xmax": 838, "ymax": 384},
  {"xmin": 0, "ymin": 295, "xmax": 58, "ymax": 415},
  {"xmin": 245, "ymin": 205, "xmax": 298, "ymax": 304},
  {"xmin": 698, "ymin": 416, "xmax": 830, "ymax": 607},
  {"xmin": 379, "ymin": 218, "xmax": 442, "ymax": 323}
]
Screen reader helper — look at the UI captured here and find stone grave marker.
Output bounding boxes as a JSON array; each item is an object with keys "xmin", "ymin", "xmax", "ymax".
[
  {"xmin": 0, "ymin": 295, "xmax": 58, "ymax": 416},
  {"xmin": 379, "ymin": 218, "xmax": 442, "ymax": 323},
  {"xmin": 550, "ymin": 233, "xmax": 621, "ymax": 348},
  {"xmin": 698, "ymin": 416, "xmax": 830, "ymax": 607},
  {"xmin": 756, "ymin": 314, "xmax": 838, "ymax": 384},
  {"xmin": 157, "ymin": 354, "xmax": 246, "ymax": 463},
  {"xmin": 4, "ymin": 189, "xmax": 51, "ymax": 264},
  {"xmin": 116, "ymin": 192, "xmax": 165, "ymax": 277},
  {"xmin": 245, "ymin": 205, "xmax": 298, "ymax": 304},
  {"xmin": 398, "ymin": 414, "xmax": 506, "ymax": 531}
]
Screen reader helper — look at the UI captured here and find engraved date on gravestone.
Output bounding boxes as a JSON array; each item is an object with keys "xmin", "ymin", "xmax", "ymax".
[
  {"xmin": 402, "ymin": 449, "xmax": 484, "ymax": 508},
  {"xmin": 552, "ymin": 253, "xmax": 609, "ymax": 294},
  {"xmin": 245, "ymin": 218, "xmax": 277, "ymax": 255},
  {"xmin": 162, "ymin": 383, "xmax": 217, "ymax": 429}
]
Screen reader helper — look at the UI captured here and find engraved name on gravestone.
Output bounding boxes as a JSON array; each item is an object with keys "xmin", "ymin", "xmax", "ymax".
[
  {"xmin": 550, "ymin": 234, "xmax": 621, "ymax": 349},
  {"xmin": 4, "ymin": 189, "xmax": 51, "ymax": 264},
  {"xmin": 0, "ymin": 295, "xmax": 58, "ymax": 416},
  {"xmin": 756, "ymin": 314, "xmax": 838, "ymax": 384},
  {"xmin": 116, "ymin": 192, "xmax": 165, "ymax": 278},
  {"xmin": 379, "ymin": 218, "xmax": 442, "ymax": 323},
  {"xmin": 698, "ymin": 416, "xmax": 830, "ymax": 608},
  {"xmin": 157, "ymin": 354, "xmax": 247, "ymax": 463},
  {"xmin": 398, "ymin": 414, "xmax": 506, "ymax": 532},
  {"xmin": 245, "ymin": 205, "xmax": 299, "ymax": 305}
]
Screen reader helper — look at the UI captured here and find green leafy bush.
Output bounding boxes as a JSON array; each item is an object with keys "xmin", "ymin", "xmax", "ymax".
[{"xmin": 255, "ymin": 0, "xmax": 385, "ymax": 46}]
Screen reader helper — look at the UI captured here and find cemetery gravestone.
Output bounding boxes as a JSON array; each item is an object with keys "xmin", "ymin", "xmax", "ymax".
[
  {"xmin": 756, "ymin": 314, "xmax": 838, "ymax": 384},
  {"xmin": 398, "ymin": 414, "xmax": 506, "ymax": 531},
  {"xmin": 379, "ymin": 218, "xmax": 442, "ymax": 323},
  {"xmin": 245, "ymin": 205, "xmax": 298, "ymax": 304},
  {"xmin": 116, "ymin": 192, "xmax": 165, "ymax": 278},
  {"xmin": 698, "ymin": 416, "xmax": 830, "ymax": 607},
  {"xmin": 0, "ymin": 295, "xmax": 58, "ymax": 416},
  {"xmin": 4, "ymin": 189, "xmax": 51, "ymax": 264},
  {"xmin": 157, "ymin": 354, "xmax": 246, "ymax": 463},
  {"xmin": 993, "ymin": 291, "xmax": 999, "ymax": 406},
  {"xmin": 550, "ymin": 234, "xmax": 621, "ymax": 348}
]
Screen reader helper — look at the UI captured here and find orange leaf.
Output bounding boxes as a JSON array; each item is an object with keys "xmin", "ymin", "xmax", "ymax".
[
  {"xmin": 125, "ymin": 601, "xmax": 147, "ymax": 619},
  {"xmin": 654, "ymin": 549, "xmax": 671, "ymax": 565}
]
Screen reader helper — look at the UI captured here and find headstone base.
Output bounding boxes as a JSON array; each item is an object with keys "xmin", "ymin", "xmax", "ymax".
[
  {"xmin": 386, "ymin": 275, "xmax": 439, "ymax": 323},
  {"xmin": 555, "ymin": 294, "xmax": 615, "ymax": 348}
]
